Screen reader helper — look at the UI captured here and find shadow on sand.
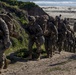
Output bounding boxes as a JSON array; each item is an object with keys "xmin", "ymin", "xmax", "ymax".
[
  {"xmin": 49, "ymin": 53, "xmax": 76, "ymax": 66},
  {"xmin": 6, "ymin": 48, "xmax": 47, "ymax": 64}
]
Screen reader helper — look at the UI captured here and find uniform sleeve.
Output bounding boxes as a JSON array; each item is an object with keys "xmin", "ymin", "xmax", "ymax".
[
  {"xmin": 49, "ymin": 22, "xmax": 58, "ymax": 33},
  {"xmin": 54, "ymin": 25, "xmax": 58, "ymax": 36},
  {"xmin": 36, "ymin": 25, "xmax": 43, "ymax": 36},
  {"xmin": 49, "ymin": 22, "xmax": 58, "ymax": 38},
  {"xmin": 62, "ymin": 23, "xmax": 67, "ymax": 31},
  {"xmin": 25, "ymin": 24, "xmax": 31, "ymax": 35},
  {"xmin": 0, "ymin": 18, "xmax": 9, "ymax": 40}
]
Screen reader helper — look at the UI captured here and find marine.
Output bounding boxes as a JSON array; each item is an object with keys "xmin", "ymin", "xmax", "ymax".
[
  {"xmin": 43, "ymin": 15, "xmax": 58, "ymax": 57},
  {"xmin": 25, "ymin": 16, "xmax": 44, "ymax": 60},
  {"xmin": 0, "ymin": 17, "xmax": 11, "ymax": 73},
  {"xmin": 55, "ymin": 16, "xmax": 67, "ymax": 53}
]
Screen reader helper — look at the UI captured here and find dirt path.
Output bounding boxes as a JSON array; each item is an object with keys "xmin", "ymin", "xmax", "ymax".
[{"xmin": 0, "ymin": 51, "xmax": 76, "ymax": 75}]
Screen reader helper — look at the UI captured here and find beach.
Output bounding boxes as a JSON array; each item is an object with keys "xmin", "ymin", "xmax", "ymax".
[
  {"xmin": 42, "ymin": 6, "xmax": 76, "ymax": 19},
  {"xmin": 43, "ymin": 6, "xmax": 76, "ymax": 36},
  {"xmin": 42, "ymin": 6, "xmax": 76, "ymax": 32}
]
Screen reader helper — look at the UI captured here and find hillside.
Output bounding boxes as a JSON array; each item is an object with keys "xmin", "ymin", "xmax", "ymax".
[
  {"xmin": 0, "ymin": 0, "xmax": 48, "ymax": 55},
  {"xmin": 0, "ymin": 0, "xmax": 48, "ymax": 16}
]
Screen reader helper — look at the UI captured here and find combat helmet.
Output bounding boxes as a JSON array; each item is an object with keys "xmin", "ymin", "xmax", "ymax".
[{"xmin": 28, "ymin": 16, "xmax": 36, "ymax": 22}]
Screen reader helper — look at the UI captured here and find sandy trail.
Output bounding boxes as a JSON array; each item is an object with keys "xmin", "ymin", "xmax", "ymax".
[
  {"xmin": 42, "ymin": 6, "xmax": 76, "ymax": 18},
  {"xmin": 1, "ymin": 51, "xmax": 76, "ymax": 75}
]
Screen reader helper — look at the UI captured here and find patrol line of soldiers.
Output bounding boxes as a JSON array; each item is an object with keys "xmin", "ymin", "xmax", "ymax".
[
  {"xmin": 0, "ymin": 13, "xmax": 12, "ymax": 73},
  {"xmin": 25, "ymin": 14, "xmax": 76, "ymax": 60},
  {"xmin": 0, "ymin": 12, "xmax": 76, "ymax": 73}
]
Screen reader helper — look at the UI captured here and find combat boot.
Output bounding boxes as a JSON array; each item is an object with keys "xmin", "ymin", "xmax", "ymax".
[
  {"xmin": 46, "ymin": 50, "xmax": 50, "ymax": 58},
  {"xmin": 0, "ymin": 61, "xmax": 3, "ymax": 74},
  {"xmin": 37, "ymin": 53, "xmax": 41, "ymax": 61},
  {"xmin": 3, "ymin": 59, "xmax": 11, "ymax": 69},
  {"xmin": 25, "ymin": 54, "xmax": 32, "ymax": 60},
  {"xmin": 46, "ymin": 53, "xmax": 50, "ymax": 58},
  {"xmin": 0, "ymin": 62, "xmax": 3, "ymax": 69}
]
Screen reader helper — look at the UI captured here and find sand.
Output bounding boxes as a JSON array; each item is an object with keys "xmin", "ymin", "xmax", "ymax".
[
  {"xmin": 42, "ymin": 6, "xmax": 76, "ymax": 19},
  {"xmin": 42, "ymin": 6, "xmax": 76, "ymax": 31}
]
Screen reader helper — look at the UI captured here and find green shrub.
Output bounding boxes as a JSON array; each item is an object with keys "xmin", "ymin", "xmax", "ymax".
[
  {"xmin": 10, "ymin": 37, "xmax": 19, "ymax": 47},
  {"xmin": 19, "ymin": 2, "xmax": 38, "ymax": 10},
  {"xmin": 15, "ymin": 48, "xmax": 29, "ymax": 58},
  {"xmin": 0, "ymin": 0, "xmax": 38, "ymax": 10}
]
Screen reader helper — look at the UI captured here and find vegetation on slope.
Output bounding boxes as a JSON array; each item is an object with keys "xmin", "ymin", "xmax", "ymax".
[
  {"xmin": 0, "ymin": 1, "xmax": 29, "ymax": 55},
  {"xmin": 0, "ymin": 0, "xmax": 47, "ymax": 57}
]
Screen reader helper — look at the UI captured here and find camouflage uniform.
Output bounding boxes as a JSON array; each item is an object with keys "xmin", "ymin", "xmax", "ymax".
[
  {"xmin": 26, "ymin": 16, "xmax": 44, "ymax": 60},
  {"xmin": 36, "ymin": 15, "xmax": 50, "ymax": 57},
  {"xmin": 44, "ymin": 19, "xmax": 58, "ymax": 57},
  {"xmin": 57, "ymin": 19, "xmax": 67, "ymax": 53},
  {"xmin": 0, "ymin": 17, "xmax": 11, "ymax": 72},
  {"xmin": 66, "ymin": 31, "xmax": 75, "ymax": 52},
  {"xmin": 0, "ymin": 14, "xmax": 14, "ymax": 35},
  {"xmin": 36, "ymin": 15, "xmax": 58, "ymax": 57},
  {"xmin": 74, "ymin": 22, "xmax": 76, "ymax": 32},
  {"xmin": 63, "ymin": 18, "xmax": 75, "ymax": 52},
  {"xmin": 63, "ymin": 18, "xmax": 68, "ymax": 25}
]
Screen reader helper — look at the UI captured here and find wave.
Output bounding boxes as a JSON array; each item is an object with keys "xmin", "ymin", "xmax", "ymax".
[
  {"xmin": 33, "ymin": 1, "xmax": 76, "ymax": 4},
  {"xmin": 32, "ymin": 1, "xmax": 76, "ymax": 6}
]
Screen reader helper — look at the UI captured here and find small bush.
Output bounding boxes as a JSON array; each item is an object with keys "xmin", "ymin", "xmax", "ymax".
[
  {"xmin": 10, "ymin": 37, "xmax": 19, "ymax": 47},
  {"xmin": 15, "ymin": 48, "xmax": 29, "ymax": 58},
  {"xmin": 13, "ymin": 48, "xmax": 46, "ymax": 59}
]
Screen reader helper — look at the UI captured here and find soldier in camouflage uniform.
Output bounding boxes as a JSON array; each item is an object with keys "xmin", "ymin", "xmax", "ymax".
[
  {"xmin": 55, "ymin": 16, "xmax": 67, "ymax": 53},
  {"xmin": 66, "ymin": 30, "xmax": 75, "ymax": 52},
  {"xmin": 63, "ymin": 18, "xmax": 74, "ymax": 34},
  {"xmin": 63, "ymin": 18, "xmax": 75, "ymax": 52},
  {"xmin": 37, "ymin": 15, "xmax": 58, "ymax": 58},
  {"xmin": 0, "ymin": 17, "xmax": 11, "ymax": 73},
  {"xmin": 43, "ymin": 15, "xmax": 58, "ymax": 57},
  {"xmin": 25, "ymin": 16, "xmax": 44, "ymax": 60}
]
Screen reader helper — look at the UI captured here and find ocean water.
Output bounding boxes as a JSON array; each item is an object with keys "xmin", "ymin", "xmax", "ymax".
[{"xmin": 17, "ymin": 0, "xmax": 76, "ymax": 7}]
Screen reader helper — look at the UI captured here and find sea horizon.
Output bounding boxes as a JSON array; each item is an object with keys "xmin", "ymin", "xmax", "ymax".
[{"xmin": 17, "ymin": 0, "xmax": 76, "ymax": 7}]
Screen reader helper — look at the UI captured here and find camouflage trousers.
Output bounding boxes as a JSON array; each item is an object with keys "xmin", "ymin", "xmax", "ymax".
[
  {"xmin": 56, "ymin": 33, "xmax": 66, "ymax": 53},
  {"xmin": 45, "ymin": 36, "xmax": 56, "ymax": 57},
  {"xmin": 0, "ymin": 40, "xmax": 6, "ymax": 70},
  {"xmin": 28, "ymin": 36, "xmax": 45, "ymax": 58}
]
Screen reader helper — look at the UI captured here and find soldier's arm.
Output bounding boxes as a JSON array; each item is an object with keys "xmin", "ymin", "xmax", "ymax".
[
  {"xmin": 24, "ymin": 25, "xmax": 32, "ymax": 36},
  {"xmin": 36, "ymin": 25, "xmax": 43, "ymax": 36},
  {"xmin": 63, "ymin": 23, "xmax": 68, "ymax": 32},
  {"xmin": 25, "ymin": 25, "xmax": 30, "ymax": 34},
  {"xmin": 54, "ymin": 25, "xmax": 58, "ymax": 37},
  {"xmin": 67, "ymin": 25, "xmax": 74, "ymax": 34},
  {"xmin": 0, "ymin": 18, "xmax": 11, "ymax": 48},
  {"xmin": 0, "ymin": 18, "xmax": 9, "ymax": 39},
  {"xmin": 49, "ymin": 22, "xmax": 58, "ymax": 35}
]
